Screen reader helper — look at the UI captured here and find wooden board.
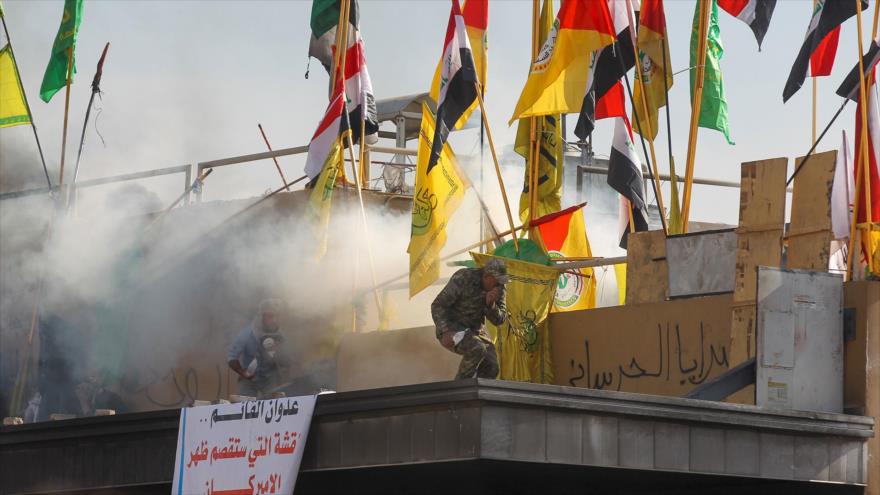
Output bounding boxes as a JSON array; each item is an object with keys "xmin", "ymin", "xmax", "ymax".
[
  {"xmin": 625, "ymin": 229, "xmax": 668, "ymax": 304},
  {"xmin": 550, "ymin": 294, "xmax": 732, "ymax": 396},
  {"xmin": 788, "ymin": 150, "xmax": 836, "ymax": 271},
  {"xmin": 729, "ymin": 158, "xmax": 788, "ymax": 404}
]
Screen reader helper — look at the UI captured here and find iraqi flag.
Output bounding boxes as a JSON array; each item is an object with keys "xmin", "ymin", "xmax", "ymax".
[
  {"xmin": 835, "ymin": 40, "xmax": 880, "ymax": 101},
  {"xmin": 783, "ymin": 0, "xmax": 867, "ymax": 102},
  {"xmin": 305, "ymin": 83, "xmax": 350, "ymax": 180},
  {"xmin": 308, "ymin": 0, "xmax": 378, "ymax": 144},
  {"xmin": 718, "ymin": 0, "xmax": 776, "ymax": 50},
  {"xmin": 428, "ymin": 0, "xmax": 479, "ymax": 172},
  {"xmin": 608, "ymin": 117, "xmax": 649, "ymax": 248},
  {"xmin": 574, "ymin": 0, "xmax": 633, "ymax": 140}
]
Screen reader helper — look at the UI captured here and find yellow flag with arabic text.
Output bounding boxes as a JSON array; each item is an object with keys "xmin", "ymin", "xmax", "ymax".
[{"xmin": 473, "ymin": 252, "xmax": 558, "ymax": 384}]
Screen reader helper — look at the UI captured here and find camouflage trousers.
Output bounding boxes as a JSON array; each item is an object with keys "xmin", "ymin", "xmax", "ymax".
[{"xmin": 452, "ymin": 329, "xmax": 499, "ymax": 380}]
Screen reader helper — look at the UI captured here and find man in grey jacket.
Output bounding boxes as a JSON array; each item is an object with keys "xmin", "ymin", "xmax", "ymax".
[{"xmin": 227, "ymin": 299, "xmax": 287, "ymax": 398}]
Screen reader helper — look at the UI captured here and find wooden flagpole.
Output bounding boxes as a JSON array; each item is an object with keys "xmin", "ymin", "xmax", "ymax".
[
  {"xmin": 812, "ymin": 0, "xmax": 819, "ymax": 145},
  {"xmin": 527, "ymin": 0, "xmax": 540, "ymax": 227},
  {"xmin": 847, "ymin": 0, "xmax": 876, "ymax": 278},
  {"xmin": 475, "ymin": 82, "xmax": 519, "ymax": 252},
  {"xmin": 336, "ymin": 0, "xmax": 382, "ymax": 317},
  {"xmin": 257, "ymin": 124, "xmax": 291, "ymax": 191},
  {"xmin": 680, "ymin": 0, "xmax": 711, "ymax": 231},
  {"xmin": 58, "ymin": 46, "xmax": 74, "ymax": 189},
  {"xmin": 329, "ymin": 0, "xmax": 347, "ymax": 98},
  {"xmin": 625, "ymin": 0, "xmax": 667, "ymax": 235}
]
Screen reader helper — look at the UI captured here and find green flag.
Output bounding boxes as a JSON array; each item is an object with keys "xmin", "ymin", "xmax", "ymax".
[
  {"xmin": 39, "ymin": 0, "xmax": 83, "ymax": 103},
  {"xmin": 689, "ymin": 0, "xmax": 733, "ymax": 145}
]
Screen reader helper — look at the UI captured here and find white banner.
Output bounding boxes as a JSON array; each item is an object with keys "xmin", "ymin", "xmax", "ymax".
[{"xmin": 171, "ymin": 396, "xmax": 317, "ymax": 495}]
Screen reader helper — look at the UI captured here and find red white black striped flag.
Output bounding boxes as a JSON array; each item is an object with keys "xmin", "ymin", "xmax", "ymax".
[
  {"xmin": 608, "ymin": 116, "xmax": 650, "ymax": 248},
  {"xmin": 428, "ymin": 0, "xmax": 479, "ymax": 172},
  {"xmin": 718, "ymin": 0, "xmax": 776, "ymax": 50}
]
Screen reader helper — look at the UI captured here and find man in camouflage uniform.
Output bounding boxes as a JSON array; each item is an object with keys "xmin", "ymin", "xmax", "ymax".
[{"xmin": 432, "ymin": 258, "xmax": 509, "ymax": 379}]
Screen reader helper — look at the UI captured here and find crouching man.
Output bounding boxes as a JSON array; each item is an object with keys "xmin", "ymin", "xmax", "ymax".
[{"xmin": 431, "ymin": 258, "xmax": 508, "ymax": 380}]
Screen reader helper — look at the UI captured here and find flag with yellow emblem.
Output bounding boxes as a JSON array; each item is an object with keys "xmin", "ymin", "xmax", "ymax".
[
  {"xmin": 529, "ymin": 203, "xmax": 596, "ymax": 312},
  {"xmin": 632, "ymin": 0, "xmax": 672, "ymax": 141},
  {"xmin": 407, "ymin": 102, "xmax": 470, "ymax": 297},
  {"xmin": 515, "ymin": 0, "xmax": 563, "ymax": 221},
  {"xmin": 473, "ymin": 252, "xmax": 558, "ymax": 384}
]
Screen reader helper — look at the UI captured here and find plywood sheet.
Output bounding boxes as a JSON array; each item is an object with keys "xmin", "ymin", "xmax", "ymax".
[
  {"xmin": 625, "ymin": 230, "xmax": 668, "ymax": 304},
  {"xmin": 550, "ymin": 294, "xmax": 731, "ymax": 397},
  {"xmin": 788, "ymin": 151, "xmax": 836, "ymax": 271}
]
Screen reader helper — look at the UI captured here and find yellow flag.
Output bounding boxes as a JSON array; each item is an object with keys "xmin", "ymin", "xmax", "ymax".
[
  {"xmin": 408, "ymin": 103, "xmax": 469, "ymax": 297},
  {"xmin": 0, "ymin": 45, "xmax": 31, "ymax": 129},
  {"xmin": 632, "ymin": 0, "xmax": 672, "ymax": 140},
  {"xmin": 515, "ymin": 0, "xmax": 562, "ymax": 222},
  {"xmin": 530, "ymin": 206, "xmax": 596, "ymax": 312},
  {"xmin": 509, "ymin": 0, "xmax": 616, "ymax": 123},
  {"xmin": 306, "ymin": 137, "xmax": 344, "ymax": 259},
  {"xmin": 473, "ymin": 253, "xmax": 558, "ymax": 384}
]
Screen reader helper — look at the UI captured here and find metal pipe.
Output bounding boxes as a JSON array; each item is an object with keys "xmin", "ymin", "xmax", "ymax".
[
  {"xmin": 0, "ymin": 165, "xmax": 191, "ymax": 200},
  {"xmin": 576, "ymin": 165, "xmax": 793, "ymax": 192},
  {"xmin": 554, "ymin": 256, "xmax": 628, "ymax": 270}
]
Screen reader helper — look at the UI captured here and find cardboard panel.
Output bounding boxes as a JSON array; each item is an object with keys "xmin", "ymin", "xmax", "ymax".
[
  {"xmin": 788, "ymin": 151, "xmax": 836, "ymax": 271},
  {"xmin": 550, "ymin": 294, "xmax": 731, "ymax": 396},
  {"xmin": 625, "ymin": 230, "xmax": 668, "ymax": 304}
]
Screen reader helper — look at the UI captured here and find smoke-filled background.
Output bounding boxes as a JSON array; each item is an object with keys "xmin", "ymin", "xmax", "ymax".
[{"xmin": 2, "ymin": 0, "xmax": 847, "ymax": 417}]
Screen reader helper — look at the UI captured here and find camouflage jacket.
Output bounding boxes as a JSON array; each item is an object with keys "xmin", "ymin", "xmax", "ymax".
[{"xmin": 431, "ymin": 267, "xmax": 507, "ymax": 338}]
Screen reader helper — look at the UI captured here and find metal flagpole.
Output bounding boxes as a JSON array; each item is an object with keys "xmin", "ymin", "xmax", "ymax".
[
  {"xmin": 69, "ymin": 42, "xmax": 110, "ymax": 211},
  {"xmin": 0, "ymin": 13, "xmax": 53, "ymax": 191}
]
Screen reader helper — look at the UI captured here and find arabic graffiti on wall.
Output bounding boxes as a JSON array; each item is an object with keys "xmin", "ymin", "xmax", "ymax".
[
  {"xmin": 550, "ymin": 294, "xmax": 732, "ymax": 396},
  {"xmin": 172, "ymin": 396, "xmax": 316, "ymax": 495}
]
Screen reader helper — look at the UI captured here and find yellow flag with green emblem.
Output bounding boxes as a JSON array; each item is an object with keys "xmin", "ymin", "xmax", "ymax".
[
  {"xmin": 0, "ymin": 45, "xmax": 31, "ymax": 128},
  {"xmin": 473, "ymin": 252, "xmax": 558, "ymax": 384},
  {"xmin": 408, "ymin": 102, "xmax": 469, "ymax": 297}
]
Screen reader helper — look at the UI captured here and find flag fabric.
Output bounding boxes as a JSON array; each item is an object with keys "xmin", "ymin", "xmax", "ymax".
[
  {"xmin": 632, "ymin": 0, "xmax": 673, "ymax": 141},
  {"xmin": 408, "ymin": 102, "xmax": 470, "ymax": 297},
  {"xmin": 690, "ymin": 0, "xmax": 734, "ymax": 145},
  {"xmin": 608, "ymin": 117, "xmax": 649, "ymax": 249},
  {"xmin": 668, "ymin": 159, "xmax": 684, "ymax": 234},
  {"xmin": 429, "ymin": 0, "xmax": 488, "ymax": 130},
  {"xmin": 831, "ymin": 130, "xmax": 854, "ymax": 240},
  {"xmin": 783, "ymin": 0, "xmax": 867, "ymax": 102},
  {"xmin": 530, "ymin": 203, "xmax": 597, "ymax": 312},
  {"xmin": 810, "ymin": 28, "xmax": 840, "ymax": 77},
  {"xmin": 510, "ymin": 0, "xmax": 617, "ymax": 123},
  {"xmin": 515, "ymin": 0, "xmax": 562, "ymax": 222},
  {"xmin": 717, "ymin": 0, "xmax": 776, "ymax": 50},
  {"xmin": 305, "ymin": 83, "xmax": 350, "ymax": 257},
  {"xmin": 836, "ymin": 41, "xmax": 880, "ymax": 101},
  {"xmin": 308, "ymin": 0, "xmax": 378, "ymax": 144},
  {"xmin": 614, "ymin": 263, "xmax": 627, "ymax": 305},
  {"xmin": 473, "ymin": 252, "xmax": 558, "ymax": 384},
  {"xmin": 853, "ymin": 69, "xmax": 880, "ymax": 233},
  {"xmin": 39, "ymin": 0, "xmax": 84, "ymax": 103},
  {"xmin": 427, "ymin": 0, "xmax": 479, "ymax": 172},
  {"xmin": 573, "ymin": 0, "xmax": 632, "ymax": 140},
  {"xmin": 0, "ymin": 45, "xmax": 31, "ymax": 128}
]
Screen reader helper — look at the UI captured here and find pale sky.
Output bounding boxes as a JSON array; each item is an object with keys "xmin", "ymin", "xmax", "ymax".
[{"xmin": 0, "ymin": 0, "xmax": 871, "ymax": 226}]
